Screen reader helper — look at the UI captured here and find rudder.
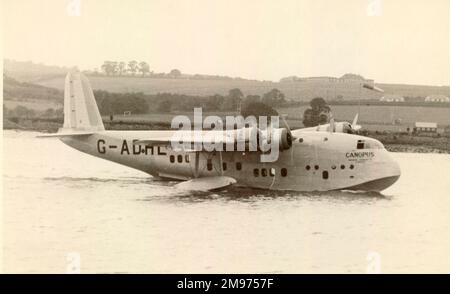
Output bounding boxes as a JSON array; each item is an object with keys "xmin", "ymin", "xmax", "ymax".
[{"xmin": 62, "ymin": 71, "xmax": 105, "ymax": 132}]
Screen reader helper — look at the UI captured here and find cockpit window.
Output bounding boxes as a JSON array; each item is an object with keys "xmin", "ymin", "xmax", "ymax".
[
  {"xmin": 356, "ymin": 139, "xmax": 383, "ymax": 149},
  {"xmin": 357, "ymin": 140, "xmax": 365, "ymax": 149}
]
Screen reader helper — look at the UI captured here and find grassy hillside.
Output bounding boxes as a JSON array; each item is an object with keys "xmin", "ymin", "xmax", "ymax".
[
  {"xmin": 5, "ymin": 59, "xmax": 450, "ymax": 101},
  {"xmin": 35, "ymin": 75, "xmax": 278, "ymax": 97},
  {"xmin": 3, "ymin": 75, "xmax": 63, "ymax": 103},
  {"xmin": 4, "ymin": 59, "xmax": 69, "ymax": 83},
  {"xmin": 32, "ymin": 75, "xmax": 450, "ymax": 102}
]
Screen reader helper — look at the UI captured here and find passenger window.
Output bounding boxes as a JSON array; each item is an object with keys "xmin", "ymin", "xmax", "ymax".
[
  {"xmin": 350, "ymin": 164, "xmax": 354, "ymax": 169},
  {"xmin": 185, "ymin": 155, "xmax": 190, "ymax": 163},
  {"xmin": 331, "ymin": 165, "xmax": 336, "ymax": 170},
  {"xmin": 322, "ymin": 170, "xmax": 329, "ymax": 179},
  {"xmin": 357, "ymin": 140, "xmax": 365, "ymax": 149},
  {"xmin": 170, "ymin": 155, "xmax": 175, "ymax": 163},
  {"xmin": 314, "ymin": 165, "xmax": 319, "ymax": 170},
  {"xmin": 261, "ymin": 168, "xmax": 267, "ymax": 177},
  {"xmin": 177, "ymin": 155, "xmax": 183, "ymax": 163},
  {"xmin": 222, "ymin": 162, "xmax": 227, "ymax": 171},
  {"xmin": 236, "ymin": 162, "xmax": 242, "ymax": 171},
  {"xmin": 341, "ymin": 164, "xmax": 345, "ymax": 170},
  {"xmin": 253, "ymin": 168, "xmax": 259, "ymax": 177},
  {"xmin": 207, "ymin": 159, "xmax": 213, "ymax": 171},
  {"xmin": 281, "ymin": 168, "xmax": 288, "ymax": 177},
  {"xmin": 269, "ymin": 168, "xmax": 275, "ymax": 177},
  {"xmin": 306, "ymin": 165, "xmax": 311, "ymax": 170}
]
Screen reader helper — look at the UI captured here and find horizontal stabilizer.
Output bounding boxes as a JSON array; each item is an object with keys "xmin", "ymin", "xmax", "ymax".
[
  {"xmin": 174, "ymin": 176, "xmax": 237, "ymax": 191},
  {"xmin": 36, "ymin": 131, "xmax": 94, "ymax": 138}
]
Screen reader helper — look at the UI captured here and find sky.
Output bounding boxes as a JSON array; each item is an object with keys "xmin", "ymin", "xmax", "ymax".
[{"xmin": 2, "ymin": 0, "xmax": 450, "ymax": 85}]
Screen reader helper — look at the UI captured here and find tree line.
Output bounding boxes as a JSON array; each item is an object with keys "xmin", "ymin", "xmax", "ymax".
[
  {"xmin": 99, "ymin": 60, "xmax": 151, "ymax": 77},
  {"xmin": 96, "ymin": 60, "xmax": 187, "ymax": 79},
  {"xmin": 93, "ymin": 88, "xmax": 287, "ymax": 115}
]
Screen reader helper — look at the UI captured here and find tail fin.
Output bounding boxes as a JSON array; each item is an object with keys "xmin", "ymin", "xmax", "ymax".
[{"xmin": 62, "ymin": 71, "xmax": 104, "ymax": 132}]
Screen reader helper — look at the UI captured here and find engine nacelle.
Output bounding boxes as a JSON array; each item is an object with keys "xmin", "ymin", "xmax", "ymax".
[
  {"xmin": 278, "ymin": 128, "xmax": 293, "ymax": 150},
  {"xmin": 233, "ymin": 126, "xmax": 292, "ymax": 152},
  {"xmin": 260, "ymin": 127, "xmax": 292, "ymax": 151}
]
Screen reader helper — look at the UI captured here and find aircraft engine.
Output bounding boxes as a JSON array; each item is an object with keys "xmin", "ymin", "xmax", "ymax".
[
  {"xmin": 234, "ymin": 126, "xmax": 292, "ymax": 151},
  {"xmin": 277, "ymin": 128, "xmax": 293, "ymax": 150},
  {"xmin": 260, "ymin": 127, "xmax": 292, "ymax": 151}
]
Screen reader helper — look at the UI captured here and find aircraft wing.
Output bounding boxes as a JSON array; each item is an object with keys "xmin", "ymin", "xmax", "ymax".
[
  {"xmin": 37, "ymin": 131, "xmax": 95, "ymax": 138},
  {"xmin": 174, "ymin": 176, "xmax": 237, "ymax": 191},
  {"xmin": 133, "ymin": 129, "xmax": 252, "ymax": 147},
  {"xmin": 293, "ymin": 126, "xmax": 320, "ymax": 133}
]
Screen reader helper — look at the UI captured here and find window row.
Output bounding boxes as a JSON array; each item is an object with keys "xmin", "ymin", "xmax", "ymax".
[
  {"xmin": 169, "ymin": 154, "xmax": 190, "ymax": 163},
  {"xmin": 253, "ymin": 168, "xmax": 287, "ymax": 177},
  {"xmin": 206, "ymin": 159, "xmax": 241, "ymax": 172},
  {"xmin": 170, "ymin": 156, "xmax": 288, "ymax": 178},
  {"xmin": 305, "ymin": 164, "xmax": 354, "ymax": 171}
]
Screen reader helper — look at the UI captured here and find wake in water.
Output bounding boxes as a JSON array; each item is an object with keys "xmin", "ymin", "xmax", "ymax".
[{"xmin": 42, "ymin": 174, "xmax": 391, "ymax": 203}]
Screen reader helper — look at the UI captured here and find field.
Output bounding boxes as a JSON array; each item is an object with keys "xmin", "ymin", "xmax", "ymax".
[
  {"xmin": 36, "ymin": 76, "xmax": 278, "ymax": 97},
  {"xmin": 278, "ymin": 105, "xmax": 450, "ymax": 128}
]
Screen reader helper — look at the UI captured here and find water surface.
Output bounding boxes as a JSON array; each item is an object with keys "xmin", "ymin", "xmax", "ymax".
[{"xmin": 2, "ymin": 131, "xmax": 450, "ymax": 273}]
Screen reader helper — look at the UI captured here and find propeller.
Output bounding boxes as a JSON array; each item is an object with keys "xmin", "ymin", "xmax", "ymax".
[
  {"xmin": 351, "ymin": 113, "xmax": 362, "ymax": 131},
  {"xmin": 280, "ymin": 114, "xmax": 295, "ymax": 138},
  {"xmin": 329, "ymin": 114, "xmax": 335, "ymax": 133}
]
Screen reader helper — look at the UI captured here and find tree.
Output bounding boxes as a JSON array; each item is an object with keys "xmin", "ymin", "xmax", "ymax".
[
  {"xmin": 310, "ymin": 97, "xmax": 327, "ymax": 112},
  {"xmin": 3, "ymin": 104, "xmax": 9, "ymax": 117},
  {"xmin": 110, "ymin": 61, "xmax": 118, "ymax": 75},
  {"xmin": 127, "ymin": 60, "xmax": 138, "ymax": 76},
  {"xmin": 241, "ymin": 102, "xmax": 279, "ymax": 125},
  {"xmin": 302, "ymin": 97, "xmax": 331, "ymax": 127},
  {"xmin": 101, "ymin": 61, "xmax": 116, "ymax": 76},
  {"xmin": 43, "ymin": 108, "xmax": 55, "ymax": 118},
  {"xmin": 205, "ymin": 94, "xmax": 224, "ymax": 111},
  {"xmin": 262, "ymin": 88, "xmax": 285, "ymax": 107},
  {"xmin": 138, "ymin": 61, "xmax": 150, "ymax": 77},
  {"xmin": 55, "ymin": 108, "xmax": 64, "ymax": 118},
  {"xmin": 223, "ymin": 88, "xmax": 244, "ymax": 111},
  {"xmin": 118, "ymin": 62, "xmax": 126, "ymax": 76},
  {"xmin": 244, "ymin": 95, "xmax": 261, "ymax": 106},
  {"xmin": 157, "ymin": 100, "xmax": 172, "ymax": 113},
  {"xmin": 13, "ymin": 105, "xmax": 30, "ymax": 117},
  {"xmin": 168, "ymin": 69, "xmax": 182, "ymax": 78}
]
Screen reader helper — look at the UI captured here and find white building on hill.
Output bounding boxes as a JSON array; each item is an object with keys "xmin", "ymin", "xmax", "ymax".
[
  {"xmin": 414, "ymin": 122, "xmax": 437, "ymax": 133},
  {"xmin": 425, "ymin": 95, "xmax": 450, "ymax": 103},
  {"xmin": 380, "ymin": 94, "xmax": 405, "ymax": 102}
]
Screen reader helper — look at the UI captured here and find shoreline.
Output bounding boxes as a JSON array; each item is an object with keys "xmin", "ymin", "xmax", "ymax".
[{"xmin": 4, "ymin": 118, "xmax": 449, "ymax": 154}]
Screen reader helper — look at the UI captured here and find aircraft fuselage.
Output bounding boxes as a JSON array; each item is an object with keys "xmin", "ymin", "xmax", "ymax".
[{"xmin": 61, "ymin": 130, "xmax": 401, "ymax": 192}]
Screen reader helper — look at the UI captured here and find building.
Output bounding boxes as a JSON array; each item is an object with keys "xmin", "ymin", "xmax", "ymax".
[
  {"xmin": 414, "ymin": 122, "xmax": 437, "ymax": 133},
  {"xmin": 278, "ymin": 73, "xmax": 377, "ymax": 100},
  {"xmin": 380, "ymin": 94, "xmax": 405, "ymax": 102},
  {"xmin": 425, "ymin": 95, "xmax": 450, "ymax": 103}
]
